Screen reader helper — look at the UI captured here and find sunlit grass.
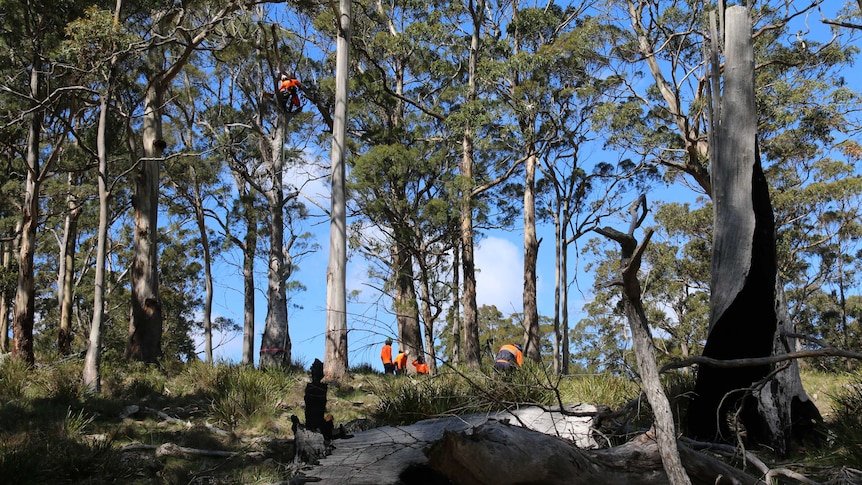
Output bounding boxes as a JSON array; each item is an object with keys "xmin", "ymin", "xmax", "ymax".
[{"xmin": 0, "ymin": 358, "xmax": 857, "ymax": 483}]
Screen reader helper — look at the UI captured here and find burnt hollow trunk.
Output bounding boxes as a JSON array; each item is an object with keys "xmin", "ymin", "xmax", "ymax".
[{"xmin": 687, "ymin": 6, "xmax": 821, "ymax": 454}]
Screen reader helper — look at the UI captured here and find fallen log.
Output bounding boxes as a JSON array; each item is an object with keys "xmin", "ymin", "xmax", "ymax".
[
  {"xmin": 302, "ymin": 409, "xmax": 767, "ymax": 485},
  {"xmin": 426, "ymin": 421, "xmax": 765, "ymax": 485},
  {"xmin": 301, "ymin": 404, "xmax": 601, "ymax": 484}
]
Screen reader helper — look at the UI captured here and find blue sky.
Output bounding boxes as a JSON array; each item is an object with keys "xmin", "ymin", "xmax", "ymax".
[{"xmin": 195, "ymin": 1, "xmax": 860, "ymax": 371}]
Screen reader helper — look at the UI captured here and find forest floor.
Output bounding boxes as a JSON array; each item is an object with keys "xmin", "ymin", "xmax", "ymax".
[{"xmin": 0, "ymin": 359, "xmax": 858, "ymax": 484}]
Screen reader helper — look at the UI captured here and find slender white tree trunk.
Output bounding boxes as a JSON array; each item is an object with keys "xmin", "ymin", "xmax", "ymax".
[
  {"xmin": 324, "ymin": 0, "xmax": 351, "ymax": 380},
  {"xmin": 84, "ymin": 84, "xmax": 112, "ymax": 393},
  {"xmin": 522, "ymin": 151, "xmax": 540, "ymax": 362},
  {"xmin": 57, "ymin": 174, "xmax": 80, "ymax": 355}
]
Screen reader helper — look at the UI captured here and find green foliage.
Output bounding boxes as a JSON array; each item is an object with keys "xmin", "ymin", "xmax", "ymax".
[
  {"xmin": 61, "ymin": 406, "xmax": 96, "ymax": 438},
  {"xmin": 556, "ymin": 373, "xmax": 641, "ymax": 411},
  {"xmin": 828, "ymin": 372, "xmax": 862, "ymax": 467},
  {"xmin": 0, "ymin": 358, "xmax": 31, "ymax": 401},
  {"xmin": 207, "ymin": 366, "xmax": 293, "ymax": 430},
  {"xmin": 100, "ymin": 361, "xmax": 167, "ymax": 400},
  {"xmin": 373, "ymin": 366, "xmax": 554, "ymax": 425},
  {"xmin": 35, "ymin": 360, "xmax": 84, "ymax": 404},
  {"xmin": 372, "ymin": 362, "xmax": 642, "ymax": 427}
]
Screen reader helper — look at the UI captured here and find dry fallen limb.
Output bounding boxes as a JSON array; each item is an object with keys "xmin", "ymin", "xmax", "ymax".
[
  {"xmin": 154, "ymin": 442, "xmax": 238, "ymax": 459},
  {"xmin": 120, "ymin": 443, "xmax": 158, "ymax": 452},
  {"xmin": 683, "ymin": 438, "xmax": 825, "ymax": 485},
  {"xmin": 204, "ymin": 421, "xmax": 231, "ymax": 436},
  {"xmin": 426, "ymin": 421, "xmax": 765, "ymax": 485},
  {"xmin": 145, "ymin": 406, "xmax": 190, "ymax": 427}
]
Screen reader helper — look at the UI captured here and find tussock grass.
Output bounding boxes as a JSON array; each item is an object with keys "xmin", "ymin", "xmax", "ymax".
[
  {"xmin": 372, "ymin": 361, "xmax": 643, "ymax": 426},
  {"xmin": 0, "ymin": 357, "xmax": 32, "ymax": 401},
  {"xmin": 207, "ymin": 365, "xmax": 297, "ymax": 430},
  {"xmin": 826, "ymin": 371, "xmax": 862, "ymax": 468},
  {"xmin": 0, "ymin": 359, "xmax": 857, "ymax": 483}
]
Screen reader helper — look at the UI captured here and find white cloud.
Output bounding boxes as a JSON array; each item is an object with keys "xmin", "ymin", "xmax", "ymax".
[{"xmin": 475, "ymin": 236, "xmax": 524, "ymax": 314}]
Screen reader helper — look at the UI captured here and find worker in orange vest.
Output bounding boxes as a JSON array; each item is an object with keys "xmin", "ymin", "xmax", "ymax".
[
  {"xmin": 394, "ymin": 349, "xmax": 409, "ymax": 375},
  {"xmin": 411, "ymin": 356, "xmax": 430, "ymax": 375},
  {"xmin": 494, "ymin": 343, "xmax": 523, "ymax": 373},
  {"xmin": 277, "ymin": 73, "xmax": 301, "ymax": 111},
  {"xmin": 380, "ymin": 339, "xmax": 395, "ymax": 375}
]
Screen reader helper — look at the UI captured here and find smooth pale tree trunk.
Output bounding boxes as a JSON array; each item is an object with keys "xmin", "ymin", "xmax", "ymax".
[
  {"xmin": 510, "ymin": 1, "xmax": 541, "ymax": 364},
  {"xmin": 550, "ymin": 184, "xmax": 573, "ymax": 375},
  {"xmin": 688, "ymin": 6, "xmax": 820, "ymax": 455},
  {"xmin": 188, "ymin": 166, "xmax": 214, "ymax": 363},
  {"xmin": 596, "ymin": 196, "xmax": 691, "ymax": 485},
  {"xmin": 522, "ymin": 151, "xmax": 540, "ymax": 362},
  {"xmin": 83, "ymin": 84, "xmax": 113, "ymax": 393},
  {"xmin": 459, "ymin": 0, "xmax": 484, "ymax": 370},
  {"xmin": 323, "ymin": 0, "xmax": 351, "ymax": 380},
  {"xmin": 127, "ymin": 2, "xmax": 240, "ymax": 363},
  {"xmin": 127, "ymin": 78, "xmax": 165, "ymax": 363},
  {"xmin": 13, "ymin": 63, "xmax": 46, "ymax": 365},
  {"xmin": 259, "ymin": 110, "xmax": 291, "ymax": 369},
  {"xmin": 57, "ymin": 173, "xmax": 81, "ymax": 355}
]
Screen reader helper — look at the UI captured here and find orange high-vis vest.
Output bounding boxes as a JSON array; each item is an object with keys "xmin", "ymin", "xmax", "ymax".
[
  {"xmin": 380, "ymin": 344, "xmax": 393, "ymax": 365},
  {"xmin": 412, "ymin": 360, "xmax": 429, "ymax": 374},
  {"xmin": 495, "ymin": 344, "xmax": 523, "ymax": 367},
  {"xmin": 394, "ymin": 352, "xmax": 408, "ymax": 370},
  {"xmin": 279, "ymin": 78, "xmax": 301, "ymax": 91}
]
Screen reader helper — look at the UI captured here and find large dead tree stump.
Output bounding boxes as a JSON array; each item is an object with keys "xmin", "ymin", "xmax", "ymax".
[{"xmin": 689, "ymin": 6, "xmax": 821, "ymax": 453}]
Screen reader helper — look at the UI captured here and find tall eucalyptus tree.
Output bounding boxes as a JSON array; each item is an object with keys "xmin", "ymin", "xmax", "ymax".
[
  {"xmin": 1, "ymin": 0, "xmax": 87, "ymax": 363},
  {"xmin": 126, "ymin": 0, "xmax": 242, "ymax": 363},
  {"xmin": 497, "ymin": 2, "xmax": 634, "ymax": 367},
  {"xmin": 60, "ymin": 2, "xmax": 140, "ymax": 390},
  {"xmin": 345, "ymin": 0, "xmax": 461, "ymax": 369},
  {"xmin": 324, "ymin": 0, "xmax": 351, "ymax": 380}
]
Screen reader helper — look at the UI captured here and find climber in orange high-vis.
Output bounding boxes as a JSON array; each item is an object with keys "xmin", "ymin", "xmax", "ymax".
[
  {"xmin": 494, "ymin": 343, "xmax": 523, "ymax": 373},
  {"xmin": 277, "ymin": 73, "xmax": 302, "ymax": 111}
]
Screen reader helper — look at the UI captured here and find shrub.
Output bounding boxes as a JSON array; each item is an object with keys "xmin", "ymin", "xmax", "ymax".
[
  {"xmin": 0, "ymin": 358, "xmax": 31, "ymax": 401},
  {"xmin": 209, "ymin": 365, "xmax": 297, "ymax": 430},
  {"xmin": 828, "ymin": 372, "xmax": 862, "ymax": 468},
  {"xmin": 374, "ymin": 363, "xmax": 568, "ymax": 425}
]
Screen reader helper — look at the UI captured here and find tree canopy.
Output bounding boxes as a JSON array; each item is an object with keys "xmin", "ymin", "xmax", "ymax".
[{"xmin": 0, "ymin": 0, "xmax": 860, "ymax": 413}]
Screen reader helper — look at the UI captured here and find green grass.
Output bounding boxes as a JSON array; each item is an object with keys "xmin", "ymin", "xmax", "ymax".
[{"xmin": 0, "ymin": 358, "xmax": 859, "ymax": 483}]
